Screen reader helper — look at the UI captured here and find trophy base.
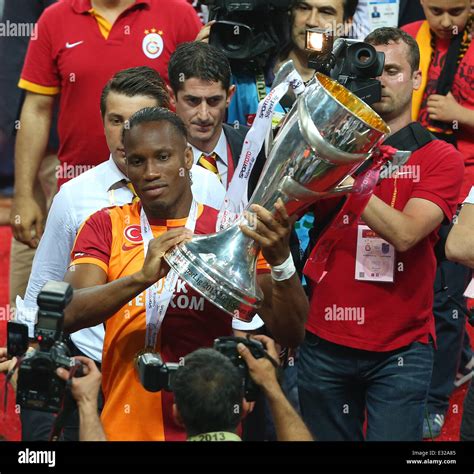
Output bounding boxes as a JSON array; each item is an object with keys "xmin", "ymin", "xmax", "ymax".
[{"xmin": 164, "ymin": 243, "xmax": 261, "ymax": 322}]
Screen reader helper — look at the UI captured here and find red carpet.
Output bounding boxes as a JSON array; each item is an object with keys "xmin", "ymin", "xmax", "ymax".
[{"xmin": 0, "ymin": 225, "xmax": 472, "ymax": 441}]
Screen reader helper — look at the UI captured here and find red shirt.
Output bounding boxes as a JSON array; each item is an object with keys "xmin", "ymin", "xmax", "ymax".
[
  {"xmin": 403, "ymin": 20, "xmax": 474, "ymax": 201},
  {"xmin": 71, "ymin": 201, "xmax": 269, "ymax": 440},
  {"xmin": 306, "ymin": 139, "xmax": 464, "ymax": 352},
  {"xmin": 19, "ymin": 0, "xmax": 201, "ymax": 187}
]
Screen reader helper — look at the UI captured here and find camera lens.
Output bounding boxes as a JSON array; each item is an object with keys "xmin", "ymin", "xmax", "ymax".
[{"xmin": 346, "ymin": 43, "xmax": 384, "ymax": 78}]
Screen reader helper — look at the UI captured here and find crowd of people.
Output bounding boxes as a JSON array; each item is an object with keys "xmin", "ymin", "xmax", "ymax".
[{"xmin": 0, "ymin": 0, "xmax": 473, "ymax": 443}]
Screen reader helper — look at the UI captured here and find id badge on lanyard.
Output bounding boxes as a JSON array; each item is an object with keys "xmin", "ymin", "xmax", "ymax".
[
  {"xmin": 355, "ymin": 223, "xmax": 395, "ymax": 282},
  {"xmin": 355, "ymin": 176, "xmax": 398, "ymax": 283}
]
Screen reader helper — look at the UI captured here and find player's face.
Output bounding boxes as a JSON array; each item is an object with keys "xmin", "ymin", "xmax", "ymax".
[
  {"xmin": 371, "ymin": 41, "xmax": 421, "ymax": 122},
  {"xmin": 124, "ymin": 121, "xmax": 193, "ymax": 217},
  {"xmin": 291, "ymin": 0, "xmax": 345, "ymax": 53},
  {"xmin": 420, "ymin": 0, "xmax": 470, "ymax": 39},
  {"xmin": 174, "ymin": 78, "xmax": 235, "ymax": 152},
  {"xmin": 103, "ymin": 92, "xmax": 162, "ymax": 173}
]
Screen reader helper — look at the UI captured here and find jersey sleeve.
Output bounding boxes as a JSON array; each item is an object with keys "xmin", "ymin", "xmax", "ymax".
[
  {"xmin": 18, "ymin": 8, "xmax": 60, "ymax": 95},
  {"xmin": 70, "ymin": 208, "xmax": 113, "ymax": 274},
  {"xmin": 410, "ymin": 141, "xmax": 464, "ymax": 220},
  {"xmin": 256, "ymin": 251, "xmax": 271, "ymax": 274}
]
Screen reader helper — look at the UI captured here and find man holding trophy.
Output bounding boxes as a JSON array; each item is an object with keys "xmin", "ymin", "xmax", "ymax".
[{"xmin": 62, "ymin": 107, "xmax": 309, "ymax": 440}]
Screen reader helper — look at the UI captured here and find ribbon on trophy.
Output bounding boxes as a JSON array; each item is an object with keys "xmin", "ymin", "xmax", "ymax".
[
  {"xmin": 216, "ymin": 69, "xmax": 306, "ymax": 231},
  {"xmin": 141, "ymin": 200, "xmax": 199, "ymax": 350},
  {"xmin": 304, "ymin": 144, "xmax": 398, "ymax": 285}
]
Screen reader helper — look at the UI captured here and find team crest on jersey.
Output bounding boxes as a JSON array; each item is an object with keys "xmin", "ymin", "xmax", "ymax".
[
  {"xmin": 124, "ymin": 225, "xmax": 143, "ymax": 243},
  {"xmin": 142, "ymin": 28, "xmax": 164, "ymax": 59}
]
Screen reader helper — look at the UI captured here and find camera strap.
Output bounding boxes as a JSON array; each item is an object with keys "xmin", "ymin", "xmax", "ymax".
[
  {"xmin": 3, "ymin": 356, "xmax": 22, "ymax": 413},
  {"xmin": 140, "ymin": 200, "xmax": 199, "ymax": 350},
  {"xmin": 217, "ymin": 68, "xmax": 305, "ymax": 230}
]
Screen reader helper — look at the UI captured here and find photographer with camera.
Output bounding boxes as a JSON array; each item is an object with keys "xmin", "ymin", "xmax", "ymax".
[
  {"xmin": 196, "ymin": 0, "xmax": 291, "ymax": 127},
  {"xmin": 56, "ymin": 356, "xmax": 106, "ymax": 442},
  {"xmin": 276, "ymin": 0, "xmax": 358, "ymax": 83},
  {"xmin": 54, "ymin": 335, "xmax": 312, "ymax": 441},
  {"xmin": 299, "ymin": 27, "xmax": 464, "ymax": 441}
]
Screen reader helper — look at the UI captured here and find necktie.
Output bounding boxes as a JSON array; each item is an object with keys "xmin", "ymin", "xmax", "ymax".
[
  {"xmin": 198, "ymin": 152, "xmax": 221, "ymax": 182},
  {"xmin": 126, "ymin": 181, "xmax": 140, "ymax": 203}
]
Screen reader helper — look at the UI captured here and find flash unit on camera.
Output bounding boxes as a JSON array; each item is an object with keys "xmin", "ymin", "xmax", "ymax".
[{"xmin": 305, "ymin": 28, "xmax": 334, "ymax": 56}]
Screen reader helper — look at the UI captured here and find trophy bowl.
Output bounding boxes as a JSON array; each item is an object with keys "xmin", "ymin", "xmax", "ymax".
[{"xmin": 165, "ymin": 73, "xmax": 390, "ymax": 321}]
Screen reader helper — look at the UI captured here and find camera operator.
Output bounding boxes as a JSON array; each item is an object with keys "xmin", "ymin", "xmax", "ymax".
[
  {"xmin": 56, "ymin": 357, "xmax": 106, "ymax": 442},
  {"xmin": 54, "ymin": 336, "xmax": 312, "ymax": 441},
  {"xmin": 236, "ymin": 335, "xmax": 313, "ymax": 441},
  {"xmin": 276, "ymin": 0, "xmax": 358, "ymax": 83},
  {"xmin": 299, "ymin": 27, "xmax": 464, "ymax": 441},
  {"xmin": 196, "ymin": 1, "xmax": 291, "ymax": 127}
]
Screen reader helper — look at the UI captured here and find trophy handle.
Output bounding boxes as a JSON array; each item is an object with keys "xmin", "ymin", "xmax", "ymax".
[{"xmin": 279, "ymin": 175, "xmax": 354, "ymax": 201}]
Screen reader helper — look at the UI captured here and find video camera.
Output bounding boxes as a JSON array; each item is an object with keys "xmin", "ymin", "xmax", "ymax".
[
  {"xmin": 136, "ymin": 336, "xmax": 267, "ymax": 401},
  {"xmin": 305, "ymin": 28, "xmax": 385, "ymax": 105},
  {"xmin": 203, "ymin": 0, "xmax": 291, "ymax": 73},
  {"xmin": 7, "ymin": 281, "xmax": 82, "ymax": 413}
]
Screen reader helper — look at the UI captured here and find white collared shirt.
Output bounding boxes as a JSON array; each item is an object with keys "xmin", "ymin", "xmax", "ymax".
[
  {"xmin": 16, "ymin": 156, "xmax": 226, "ymax": 361},
  {"xmin": 191, "ymin": 128, "xmax": 230, "ymax": 188}
]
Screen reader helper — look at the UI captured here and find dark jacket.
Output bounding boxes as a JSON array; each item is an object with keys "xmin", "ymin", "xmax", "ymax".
[
  {"xmin": 222, "ymin": 123, "xmax": 302, "ymax": 272},
  {"xmin": 222, "ymin": 123, "xmax": 266, "ymax": 200}
]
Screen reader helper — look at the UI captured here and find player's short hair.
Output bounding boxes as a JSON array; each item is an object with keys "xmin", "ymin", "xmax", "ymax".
[
  {"xmin": 365, "ymin": 27, "xmax": 420, "ymax": 73},
  {"xmin": 100, "ymin": 66, "xmax": 170, "ymax": 118},
  {"xmin": 122, "ymin": 107, "xmax": 187, "ymax": 143},
  {"xmin": 168, "ymin": 42, "xmax": 232, "ymax": 95},
  {"xmin": 172, "ymin": 348, "xmax": 244, "ymax": 437}
]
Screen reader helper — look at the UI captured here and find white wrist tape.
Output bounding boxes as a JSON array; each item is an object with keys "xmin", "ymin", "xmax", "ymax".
[{"xmin": 271, "ymin": 254, "xmax": 296, "ymax": 281}]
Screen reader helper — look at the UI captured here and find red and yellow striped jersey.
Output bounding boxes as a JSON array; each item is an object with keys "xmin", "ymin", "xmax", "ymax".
[{"xmin": 70, "ymin": 201, "xmax": 269, "ymax": 440}]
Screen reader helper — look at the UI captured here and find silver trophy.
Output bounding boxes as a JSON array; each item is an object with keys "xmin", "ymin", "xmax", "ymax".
[{"xmin": 165, "ymin": 73, "xmax": 390, "ymax": 321}]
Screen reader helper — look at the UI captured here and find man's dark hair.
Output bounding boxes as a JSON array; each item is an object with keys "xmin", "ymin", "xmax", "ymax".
[
  {"xmin": 172, "ymin": 349, "xmax": 244, "ymax": 437},
  {"xmin": 365, "ymin": 27, "xmax": 420, "ymax": 73},
  {"xmin": 100, "ymin": 66, "xmax": 170, "ymax": 117},
  {"xmin": 168, "ymin": 42, "xmax": 232, "ymax": 95},
  {"xmin": 122, "ymin": 107, "xmax": 187, "ymax": 143},
  {"xmin": 291, "ymin": 0, "xmax": 358, "ymax": 22},
  {"xmin": 343, "ymin": 0, "xmax": 358, "ymax": 21}
]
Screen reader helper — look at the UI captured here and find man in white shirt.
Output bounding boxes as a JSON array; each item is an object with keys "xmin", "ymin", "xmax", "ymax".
[
  {"xmin": 14, "ymin": 66, "xmax": 225, "ymax": 440},
  {"xmin": 17, "ymin": 66, "xmax": 225, "ymax": 350}
]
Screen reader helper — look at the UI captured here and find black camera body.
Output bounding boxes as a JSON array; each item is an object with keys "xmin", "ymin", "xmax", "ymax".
[
  {"xmin": 14, "ymin": 281, "xmax": 79, "ymax": 413},
  {"xmin": 205, "ymin": 0, "xmax": 291, "ymax": 72},
  {"xmin": 213, "ymin": 336, "xmax": 266, "ymax": 401},
  {"xmin": 136, "ymin": 352, "xmax": 180, "ymax": 393},
  {"xmin": 136, "ymin": 336, "xmax": 266, "ymax": 402},
  {"xmin": 307, "ymin": 32, "xmax": 385, "ymax": 105}
]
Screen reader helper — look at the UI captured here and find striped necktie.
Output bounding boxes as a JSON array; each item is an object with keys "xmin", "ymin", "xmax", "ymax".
[
  {"xmin": 126, "ymin": 181, "xmax": 140, "ymax": 203},
  {"xmin": 198, "ymin": 152, "xmax": 221, "ymax": 181}
]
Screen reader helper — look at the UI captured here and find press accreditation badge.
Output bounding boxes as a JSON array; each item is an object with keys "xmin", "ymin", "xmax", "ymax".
[
  {"xmin": 355, "ymin": 225, "xmax": 395, "ymax": 282},
  {"xmin": 368, "ymin": 0, "xmax": 399, "ymax": 30}
]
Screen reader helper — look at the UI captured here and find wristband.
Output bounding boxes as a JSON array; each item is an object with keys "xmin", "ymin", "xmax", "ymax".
[{"xmin": 270, "ymin": 254, "xmax": 296, "ymax": 281}]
